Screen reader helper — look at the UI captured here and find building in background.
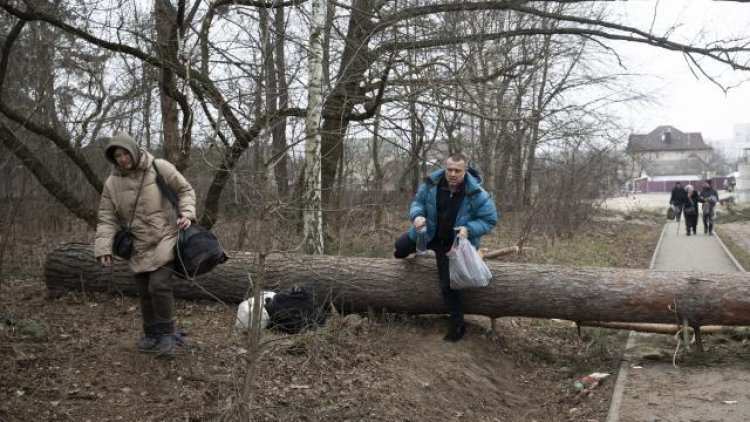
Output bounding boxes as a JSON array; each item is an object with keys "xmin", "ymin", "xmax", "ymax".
[
  {"xmin": 625, "ymin": 125, "xmax": 720, "ymax": 193},
  {"xmin": 733, "ymin": 124, "xmax": 750, "ymax": 203}
]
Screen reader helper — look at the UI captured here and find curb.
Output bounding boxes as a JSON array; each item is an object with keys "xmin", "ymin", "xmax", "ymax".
[{"xmin": 713, "ymin": 228, "xmax": 746, "ymax": 273}]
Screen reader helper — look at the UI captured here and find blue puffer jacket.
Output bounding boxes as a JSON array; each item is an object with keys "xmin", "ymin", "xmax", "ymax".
[{"xmin": 408, "ymin": 168, "xmax": 498, "ymax": 249}]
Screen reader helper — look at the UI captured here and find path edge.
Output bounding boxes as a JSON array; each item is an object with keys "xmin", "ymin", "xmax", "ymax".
[{"xmin": 605, "ymin": 222, "xmax": 668, "ymax": 422}]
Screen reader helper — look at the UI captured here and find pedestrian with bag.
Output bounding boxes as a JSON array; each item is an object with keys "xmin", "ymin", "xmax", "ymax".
[
  {"xmin": 669, "ymin": 182, "xmax": 686, "ymax": 223},
  {"xmin": 393, "ymin": 153, "xmax": 498, "ymax": 342},
  {"xmin": 699, "ymin": 180, "xmax": 719, "ymax": 235},
  {"xmin": 94, "ymin": 132, "xmax": 196, "ymax": 357}
]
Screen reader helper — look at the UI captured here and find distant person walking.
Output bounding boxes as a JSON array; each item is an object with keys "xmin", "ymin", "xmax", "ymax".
[
  {"xmin": 669, "ymin": 182, "xmax": 686, "ymax": 223},
  {"xmin": 700, "ymin": 180, "xmax": 719, "ymax": 235},
  {"xmin": 682, "ymin": 184, "xmax": 700, "ymax": 236}
]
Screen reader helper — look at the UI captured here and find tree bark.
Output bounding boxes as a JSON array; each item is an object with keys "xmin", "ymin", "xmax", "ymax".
[
  {"xmin": 301, "ymin": 0, "xmax": 326, "ymax": 254},
  {"xmin": 45, "ymin": 243, "xmax": 750, "ymax": 327},
  {"xmin": 155, "ymin": 0, "xmax": 182, "ymax": 166},
  {"xmin": 272, "ymin": 5, "xmax": 289, "ymax": 200}
]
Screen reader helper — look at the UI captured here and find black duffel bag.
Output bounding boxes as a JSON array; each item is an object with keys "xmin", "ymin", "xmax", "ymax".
[
  {"xmin": 152, "ymin": 161, "xmax": 228, "ymax": 278},
  {"xmin": 174, "ymin": 225, "xmax": 228, "ymax": 279}
]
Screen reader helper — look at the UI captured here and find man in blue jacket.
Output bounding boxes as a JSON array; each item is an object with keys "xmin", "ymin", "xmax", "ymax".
[{"xmin": 394, "ymin": 153, "xmax": 498, "ymax": 342}]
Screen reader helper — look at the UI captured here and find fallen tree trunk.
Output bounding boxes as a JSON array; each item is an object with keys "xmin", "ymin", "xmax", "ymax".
[
  {"xmin": 44, "ymin": 243, "xmax": 750, "ymax": 326},
  {"xmin": 579, "ymin": 322, "xmax": 750, "ymax": 337},
  {"xmin": 480, "ymin": 246, "xmax": 519, "ymax": 259}
]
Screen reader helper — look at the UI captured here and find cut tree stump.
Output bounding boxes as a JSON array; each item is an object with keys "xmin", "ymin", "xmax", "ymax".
[{"xmin": 44, "ymin": 243, "xmax": 750, "ymax": 326}]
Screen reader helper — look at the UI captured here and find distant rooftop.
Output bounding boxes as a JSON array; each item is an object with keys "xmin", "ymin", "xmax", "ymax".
[{"xmin": 628, "ymin": 125, "xmax": 712, "ymax": 152}]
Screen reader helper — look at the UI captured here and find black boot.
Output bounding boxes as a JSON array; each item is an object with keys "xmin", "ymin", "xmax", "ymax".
[
  {"xmin": 152, "ymin": 320, "xmax": 176, "ymax": 357},
  {"xmin": 137, "ymin": 323, "xmax": 159, "ymax": 353},
  {"xmin": 443, "ymin": 320, "xmax": 466, "ymax": 342}
]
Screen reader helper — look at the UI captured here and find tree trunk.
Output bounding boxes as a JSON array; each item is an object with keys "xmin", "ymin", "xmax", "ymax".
[
  {"xmin": 319, "ymin": 0, "xmax": 375, "ymax": 207},
  {"xmin": 0, "ymin": 123, "xmax": 97, "ymax": 227},
  {"xmin": 44, "ymin": 243, "xmax": 750, "ymax": 326},
  {"xmin": 301, "ymin": 0, "xmax": 326, "ymax": 254},
  {"xmin": 154, "ymin": 0, "xmax": 182, "ymax": 166},
  {"xmin": 272, "ymin": 5, "xmax": 289, "ymax": 200}
]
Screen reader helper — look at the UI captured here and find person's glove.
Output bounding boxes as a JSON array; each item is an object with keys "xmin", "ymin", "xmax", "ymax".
[{"xmin": 413, "ymin": 216, "xmax": 426, "ymax": 229}]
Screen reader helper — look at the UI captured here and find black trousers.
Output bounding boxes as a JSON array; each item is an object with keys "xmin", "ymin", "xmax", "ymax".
[
  {"xmin": 134, "ymin": 265, "xmax": 174, "ymax": 323},
  {"xmin": 394, "ymin": 233, "xmax": 463, "ymax": 325},
  {"xmin": 684, "ymin": 212, "xmax": 698, "ymax": 234}
]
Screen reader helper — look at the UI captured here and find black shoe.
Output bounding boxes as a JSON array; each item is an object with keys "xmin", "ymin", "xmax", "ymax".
[
  {"xmin": 152, "ymin": 320, "xmax": 176, "ymax": 357},
  {"xmin": 137, "ymin": 323, "xmax": 159, "ymax": 353},
  {"xmin": 443, "ymin": 322, "xmax": 466, "ymax": 342},
  {"xmin": 138, "ymin": 336, "xmax": 159, "ymax": 352},
  {"xmin": 686, "ymin": 232, "xmax": 691, "ymax": 236},
  {"xmin": 155, "ymin": 334, "xmax": 175, "ymax": 357}
]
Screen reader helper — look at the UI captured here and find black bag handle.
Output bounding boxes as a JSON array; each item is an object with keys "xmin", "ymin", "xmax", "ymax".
[{"xmin": 152, "ymin": 160, "xmax": 181, "ymax": 218}]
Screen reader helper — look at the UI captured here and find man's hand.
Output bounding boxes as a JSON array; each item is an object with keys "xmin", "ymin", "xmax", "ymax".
[
  {"xmin": 456, "ymin": 226, "xmax": 469, "ymax": 238},
  {"xmin": 177, "ymin": 214, "xmax": 192, "ymax": 230},
  {"xmin": 98, "ymin": 255, "xmax": 112, "ymax": 267},
  {"xmin": 413, "ymin": 216, "xmax": 426, "ymax": 229}
]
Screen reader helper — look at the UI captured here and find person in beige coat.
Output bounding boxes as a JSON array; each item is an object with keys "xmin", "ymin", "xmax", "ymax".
[{"xmin": 95, "ymin": 132, "xmax": 196, "ymax": 357}]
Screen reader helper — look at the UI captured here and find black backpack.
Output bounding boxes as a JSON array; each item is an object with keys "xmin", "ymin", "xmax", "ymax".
[
  {"xmin": 152, "ymin": 161, "xmax": 228, "ymax": 278},
  {"xmin": 265, "ymin": 286, "xmax": 326, "ymax": 334}
]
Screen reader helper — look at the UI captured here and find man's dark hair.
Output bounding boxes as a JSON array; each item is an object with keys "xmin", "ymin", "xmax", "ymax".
[{"xmin": 446, "ymin": 153, "xmax": 467, "ymax": 164}]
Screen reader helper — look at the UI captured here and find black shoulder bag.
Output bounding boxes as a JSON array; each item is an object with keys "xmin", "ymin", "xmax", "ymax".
[
  {"xmin": 152, "ymin": 161, "xmax": 228, "ymax": 278},
  {"xmin": 112, "ymin": 169, "xmax": 148, "ymax": 259}
]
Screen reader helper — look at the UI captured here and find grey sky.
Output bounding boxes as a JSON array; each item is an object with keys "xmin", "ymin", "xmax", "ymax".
[{"xmin": 610, "ymin": 0, "xmax": 750, "ymax": 141}]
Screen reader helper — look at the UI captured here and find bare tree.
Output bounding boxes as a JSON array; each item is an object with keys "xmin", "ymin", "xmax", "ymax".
[{"xmin": 0, "ymin": 0, "xmax": 749, "ymax": 232}]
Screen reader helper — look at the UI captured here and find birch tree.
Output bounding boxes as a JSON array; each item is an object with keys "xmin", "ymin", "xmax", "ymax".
[{"xmin": 302, "ymin": 0, "xmax": 326, "ymax": 254}]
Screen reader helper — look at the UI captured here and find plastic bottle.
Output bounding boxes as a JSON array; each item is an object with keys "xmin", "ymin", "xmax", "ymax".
[{"xmin": 415, "ymin": 226, "xmax": 427, "ymax": 253}]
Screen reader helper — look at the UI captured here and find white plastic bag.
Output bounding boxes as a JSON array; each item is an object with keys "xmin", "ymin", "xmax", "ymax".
[
  {"xmin": 447, "ymin": 237, "xmax": 492, "ymax": 289},
  {"xmin": 235, "ymin": 291, "xmax": 276, "ymax": 331}
]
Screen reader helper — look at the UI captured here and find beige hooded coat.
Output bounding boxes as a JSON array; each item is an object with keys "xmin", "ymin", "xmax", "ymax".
[{"xmin": 95, "ymin": 133, "xmax": 196, "ymax": 273}]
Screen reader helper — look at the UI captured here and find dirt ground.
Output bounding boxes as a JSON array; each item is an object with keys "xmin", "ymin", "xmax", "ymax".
[
  {"xmin": 614, "ymin": 331, "xmax": 750, "ymax": 422},
  {"xmin": 0, "ymin": 217, "xmax": 666, "ymax": 422},
  {"xmin": 1, "ymin": 281, "xmax": 628, "ymax": 422}
]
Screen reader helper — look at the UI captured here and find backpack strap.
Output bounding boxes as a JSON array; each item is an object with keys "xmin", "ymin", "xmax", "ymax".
[{"xmin": 152, "ymin": 160, "xmax": 180, "ymax": 217}]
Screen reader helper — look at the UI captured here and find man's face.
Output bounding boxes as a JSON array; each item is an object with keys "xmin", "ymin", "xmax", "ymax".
[
  {"xmin": 113, "ymin": 148, "xmax": 134, "ymax": 171},
  {"xmin": 444, "ymin": 158, "xmax": 466, "ymax": 189}
]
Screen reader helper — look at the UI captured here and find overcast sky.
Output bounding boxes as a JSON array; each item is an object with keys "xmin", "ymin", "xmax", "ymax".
[{"xmin": 608, "ymin": 0, "xmax": 750, "ymax": 141}]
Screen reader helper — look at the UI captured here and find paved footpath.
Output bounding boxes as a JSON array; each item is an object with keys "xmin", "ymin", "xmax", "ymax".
[{"xmin": 607, "ymin": 220, "xmax": 750, "ymax": 422}]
